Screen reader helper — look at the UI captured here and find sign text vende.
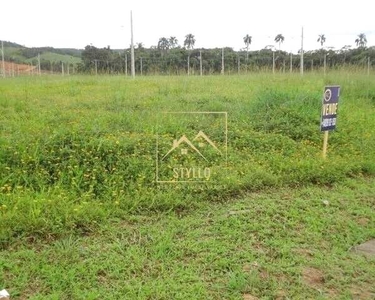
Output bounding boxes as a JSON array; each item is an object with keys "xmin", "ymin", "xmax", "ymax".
[{"xmin": 321, "ymin": 86, "xmax": 340, "ymax": 132}]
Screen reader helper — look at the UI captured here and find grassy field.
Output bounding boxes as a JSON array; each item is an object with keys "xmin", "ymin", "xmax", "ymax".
[{"xmin": 0, "ymin": 73, "xmax": 375, "ymax": 299}]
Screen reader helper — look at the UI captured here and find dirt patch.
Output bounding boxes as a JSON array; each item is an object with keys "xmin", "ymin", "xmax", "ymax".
[
  {"xmin": 326, "ymin": 288, "xmax": 339, "ymax": 298},
  {"xmin": 351, "ymin": 239, "xmax": 375, "ymax": 257},
  {"xmin": 302, "ymin": 267, "xmax": 324, "ymax": 288},
  {"xmin": 259, "ymin": 269, "xmax": 269, "ymax": 280},
  {"xmin": 275, "ymin": 289, "xmax": 288, "ymax": 300},
  {"xmin": 1, "ymin": 61, "xmax": 37, "ymax": 75},
  {"xmin": 242, "ymin": 261, "xmax": 260, "ymax": 273},
  {"xmin": 293, "ymin": 248, "xmax": 314, "ymax": 258},
  {"xmin": 351, "ymin": 286, "xmax": 375, "ymax": 300},
  {"xmin": 243, "ymin": 294, "xmax": 259, "ymax": 300},
  {"xmin": 357, "ymin": 217, "xmax": 369, "ymax": 226}
]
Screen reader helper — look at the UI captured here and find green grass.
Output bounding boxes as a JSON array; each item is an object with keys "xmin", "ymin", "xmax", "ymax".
[
  {"xmin": 0, "ymin": 73, "xmax": 375, "ymax": 298},
  {"xmin": 1, "ymin": 177, "xmax": 375, "ymax": 299}
]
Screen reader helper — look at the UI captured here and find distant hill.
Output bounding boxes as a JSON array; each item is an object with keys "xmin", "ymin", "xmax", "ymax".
[
  {"xmin": 1, "ymin": 40, "xmax": 82, "ymax": 66},
  {"xmin": 25, "ymin": 52, "xmax": 81, "ymax": 64},
  {"xmin": 2, "ymin": 41, "xmax": 25, "ymax": 48}
]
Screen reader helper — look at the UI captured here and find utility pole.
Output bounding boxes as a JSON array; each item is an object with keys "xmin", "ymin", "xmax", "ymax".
[
  {"xmin": 237, "ymin": 54, "xmax": 240, "ymax": 74},
  {"xmin": 187, "ymin": 55, "xmax": 190, "ymax": 76},
  {"xmin": 300, "ymin": 26, "xmax": 304, "ymax": 75},
  {"xmin": 130, "ymin": 10, "xmax": 135, "ymax": 78},
  {"xmin": 290, "ymin": 52, "xmax": 293, "ymax": 73},
  {"xmin": 200, "ymin": 50, "xmax": 203, "ymax": 76},
  {"xmin": 368, "ymin": 57, "xmax": 371, "ymax": 76},
  {"xmin": 221, "ymin": 48, "xmax": 224, "ymax": 75},
  {"xmin": 94, "ymin": 59, "xmax": 98, "ymax": 75},
  {"xmin": 37, "ymin": 53, "xmax": 41, "ymax": 75},
  {"xmin": 311, "ymin": 59, "xmax": 314, "ymax": 72},
  {"xmin": 1, "ymin": 40, "xmax": 5, "ymax": 78},
  {"xmin": 140, "ymin": 57, "xmax": 143, "ymax": 76},
  {"xmin": 272, "ymin": 51, "xmax": 275, "ymax": 74},
  {"xmin": 324, "ymin": 54, "xmax": 327, "ymax": 76},
  {"xmin": 61, "ymin": 62, "xmax": 64, "ymax": 76}
]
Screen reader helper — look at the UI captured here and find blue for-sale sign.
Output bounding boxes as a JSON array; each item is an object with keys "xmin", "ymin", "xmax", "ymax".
[{"xmin": 321, "ymin": 86, "xmax": 340, "ymax": 131}]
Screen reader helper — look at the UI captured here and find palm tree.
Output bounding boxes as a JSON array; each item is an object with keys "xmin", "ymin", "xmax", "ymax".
[
  {"xmin": 355, "ymin": 33, "xmax": 367, "ymax": 48},
  {"xmin": 274, "ymin": 34, "xmax": 284, "ymax": 51},
  {"xmin": 243, "ymin": 34, "xmax": 252, "ymax": 60},
  {"xmin": 184, "ymin": 34, "xmax": 195, "ymax": 75},
  {"xmin": 184, "ymin": 34, "xmax": 195, "ymax": 50},
  {"xmin": 169, "ymin": 36, "xmax": 178, "ymax": 49},
  {"xmin": 317, "ymin": 34, "xmax": 326, "ymax": 48},
  {"xmin": 157, "ymin": 37, "xmax": 170, "ymax": 56}
]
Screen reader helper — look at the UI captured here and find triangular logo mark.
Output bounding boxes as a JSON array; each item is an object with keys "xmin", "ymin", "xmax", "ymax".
[
  {"xmin": 161, "ymin": 135, "xmax": 207, "ymax": 161},
  {"xmin": 193, "ymin": 130, "xmax": 222, "ymax": 155}
]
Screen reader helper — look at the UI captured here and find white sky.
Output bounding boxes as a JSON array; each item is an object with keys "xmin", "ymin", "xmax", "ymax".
[{"xmin": 1, "ymin": 0, "xmax": 374, "ymax": 53}]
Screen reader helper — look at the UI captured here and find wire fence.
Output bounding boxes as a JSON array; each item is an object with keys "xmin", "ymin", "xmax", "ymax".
[{"xmin": 1, "ymin": 50, "xmax": 374, "ymax": 77}]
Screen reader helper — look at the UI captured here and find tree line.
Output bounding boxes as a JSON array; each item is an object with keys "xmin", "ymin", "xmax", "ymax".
[
  {"xmin": 2, "ymin": 33, "xmax": 373, "ymax": 75},
  {"xmin": 78, "ymin": 33, "xmax": 374, "ymax": 75}
]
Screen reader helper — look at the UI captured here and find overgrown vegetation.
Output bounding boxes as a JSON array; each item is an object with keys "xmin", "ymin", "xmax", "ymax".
[
  {"xmin": 0, "ymin": 73, "xmax": 375, "ymax": 298},
  {"xmin": 1, "ymin": 72, "xmax": 375, "ymax": 244}
]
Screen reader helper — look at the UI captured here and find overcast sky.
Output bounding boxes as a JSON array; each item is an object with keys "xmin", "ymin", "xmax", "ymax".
[{"xmin": 2, "ymin": 0, "xmax": 374, "ymax": 53}]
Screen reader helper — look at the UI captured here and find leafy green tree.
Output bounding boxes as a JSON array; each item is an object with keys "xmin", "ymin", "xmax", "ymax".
[
  {"xmin": 317, "ymin": 34, "xmax": 326, "ymax": 47},
  {"xmin": 243, "ymin": 34, "xmax": 252, "ymax": 60},
  {"xmin": 274, "ymin": 34, "xmax": 284, "ymax": 51},
  {"xmin": 136, "ymin": 42, "xmax": 144, "ymax": 50},
  {"xmin": 355, "ymin": 33, "xmax": 367, "ymax": 48}
]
